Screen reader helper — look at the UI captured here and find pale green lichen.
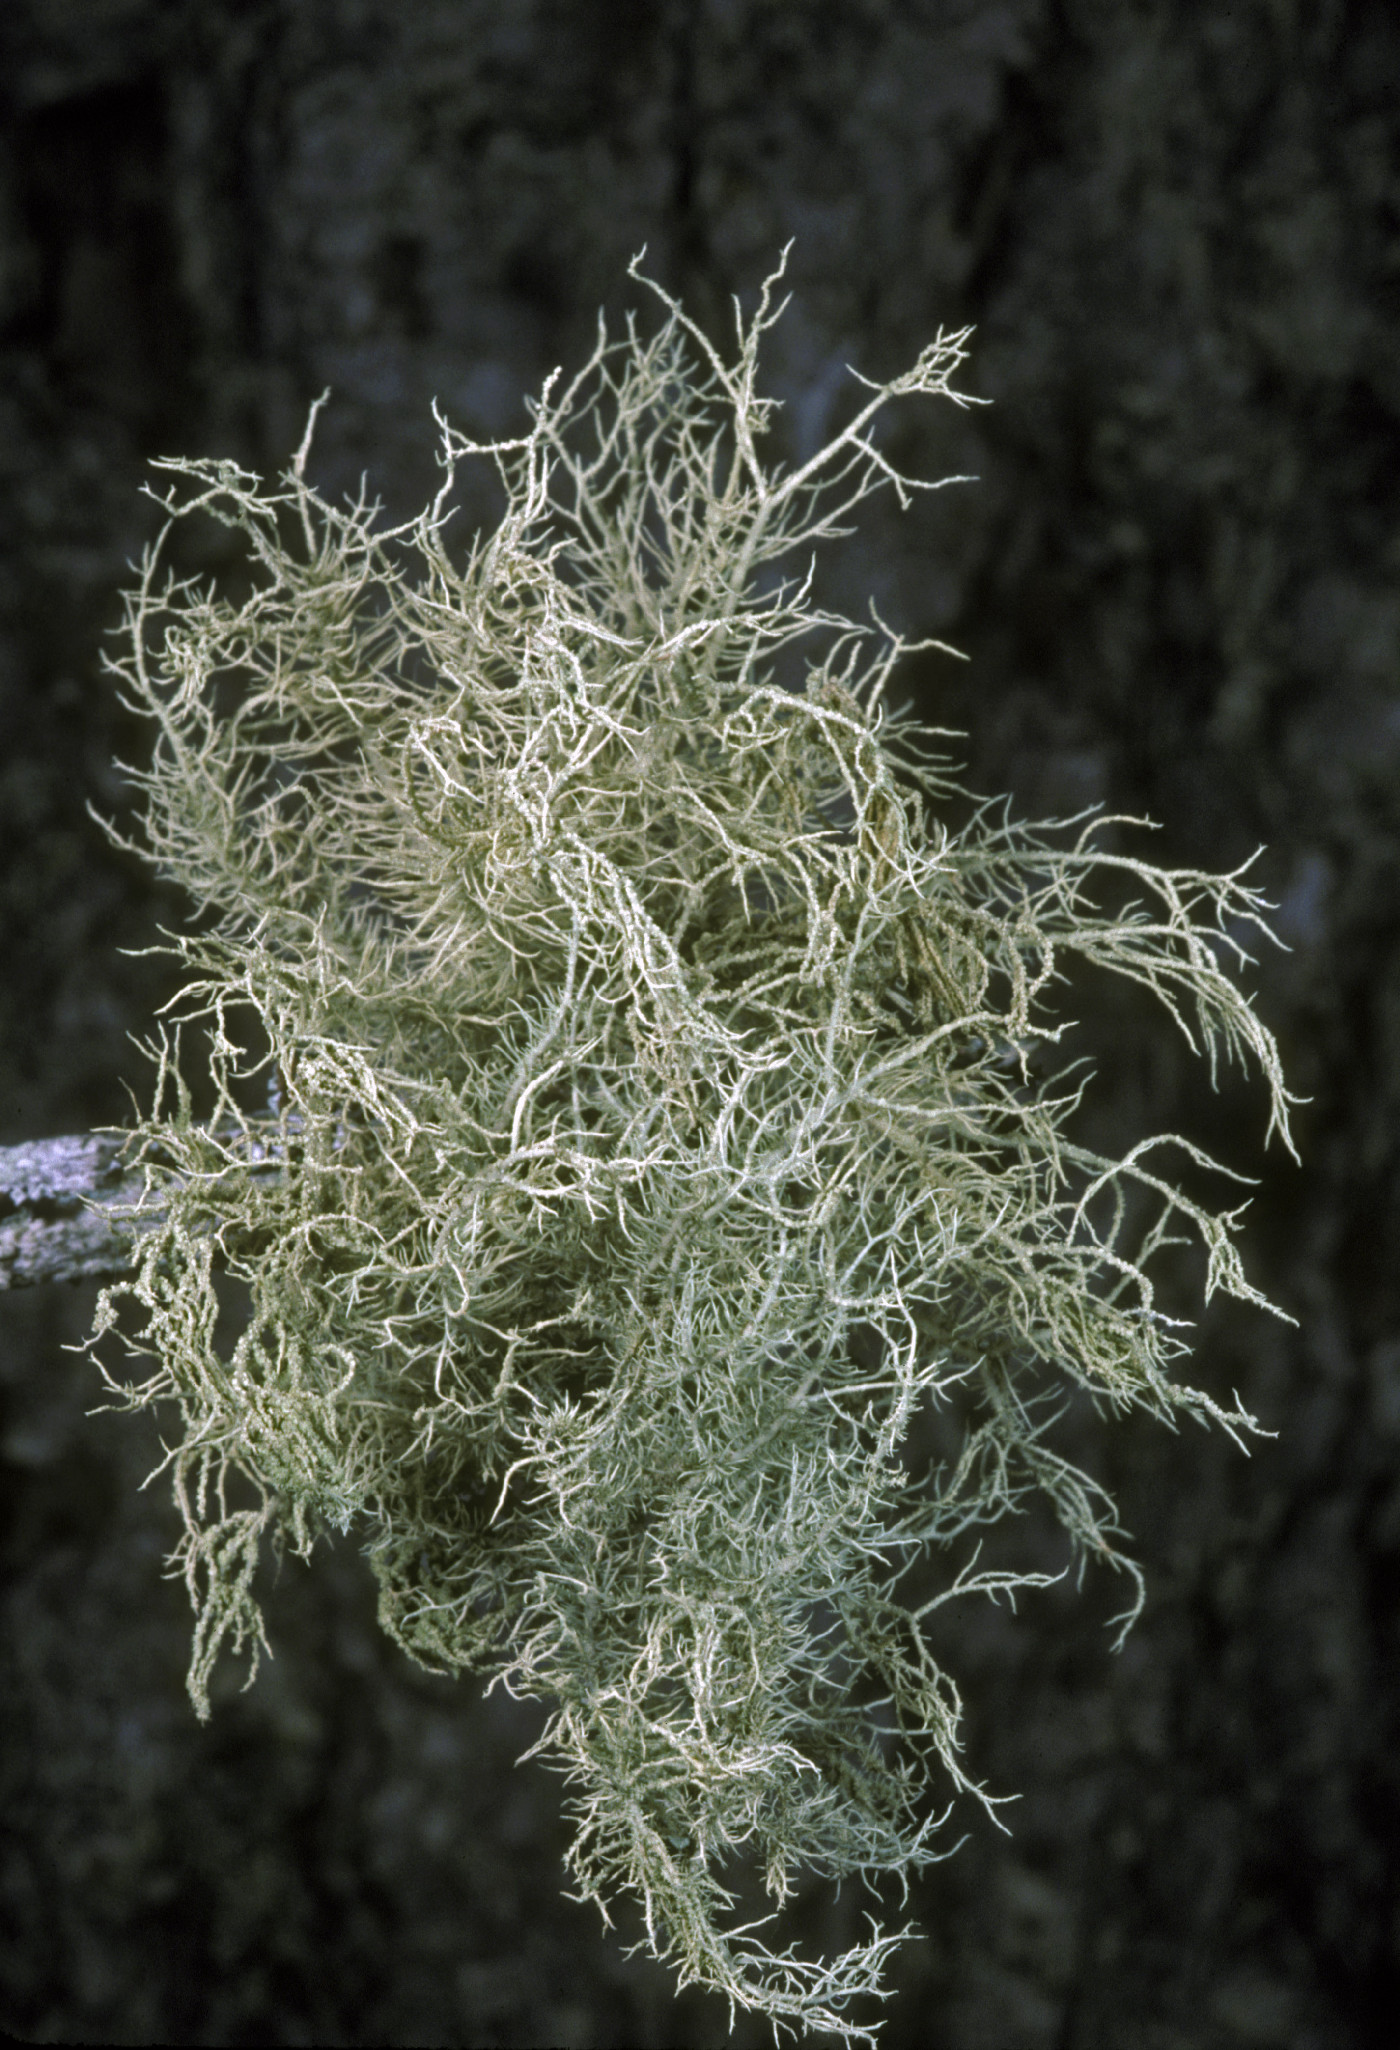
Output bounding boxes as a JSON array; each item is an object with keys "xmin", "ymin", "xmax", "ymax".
[{"xmin": 86, "ymin": 252, "xmax": 1298, "ymax": 2043}]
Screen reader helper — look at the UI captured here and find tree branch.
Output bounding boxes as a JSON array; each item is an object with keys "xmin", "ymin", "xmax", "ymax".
[{"xmin": 0, "ymin": 1135, "xmax": 154, "ymax": 1288}]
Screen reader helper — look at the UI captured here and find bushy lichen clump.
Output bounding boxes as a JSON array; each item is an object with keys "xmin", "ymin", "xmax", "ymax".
[{"xmin": 88, "ymin": 254, "xmax": 1297, "ymax": 2042}]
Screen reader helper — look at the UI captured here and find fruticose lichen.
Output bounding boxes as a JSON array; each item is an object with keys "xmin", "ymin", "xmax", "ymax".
[{"xmin": 86, "ymin": 253, "xmax": 1298, "ymax": 2043}]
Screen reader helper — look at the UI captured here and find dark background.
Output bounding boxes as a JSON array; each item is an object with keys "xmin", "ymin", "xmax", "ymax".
[{"xmin": 1, "ymin": 3, "xmax": 1397, "ymax": 2045}]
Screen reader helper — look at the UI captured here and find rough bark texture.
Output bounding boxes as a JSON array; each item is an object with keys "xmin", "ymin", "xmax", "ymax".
[
  {"xmin": 1, "ymin": 2, "xmax": 1395, "ymax": 2045},
  {"xmin": 0, "ymin": 1134, "xmax": 153, "ymax": 1287}
]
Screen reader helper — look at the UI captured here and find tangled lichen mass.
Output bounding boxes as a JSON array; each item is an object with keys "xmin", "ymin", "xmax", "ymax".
[{"xmin": 87, "ymin": 253, "xmax": 1298, "ymax": 2043}]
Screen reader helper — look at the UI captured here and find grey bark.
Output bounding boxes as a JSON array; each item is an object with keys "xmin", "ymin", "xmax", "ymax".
[
  {"xmin": 0, "ymin": 1129, "xmax": 294, "ymax": 1287},
  {"xmin": 0, "ymin": 1134, "xmax": 153, "ymax": 1287}
]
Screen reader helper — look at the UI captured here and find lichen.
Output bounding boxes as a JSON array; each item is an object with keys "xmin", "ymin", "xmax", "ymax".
[{"xmin": 86, "ymin": 251, "xmax": 1299, "ymax": 2043}]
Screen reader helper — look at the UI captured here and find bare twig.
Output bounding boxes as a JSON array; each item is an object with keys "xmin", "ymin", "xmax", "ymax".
[
  {"xmin": 0, "ymin": 1124, "xmax": 298, "ymax": 1289},
  {"xmin": 0, "ymin": 1134, "xmax": 154, "ymax": 1288}
]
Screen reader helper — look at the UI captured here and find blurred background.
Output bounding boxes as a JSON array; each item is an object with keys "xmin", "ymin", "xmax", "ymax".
[{"xmin": 1, "ymin": 3, "xmax": 1396, "ymax": 2044}]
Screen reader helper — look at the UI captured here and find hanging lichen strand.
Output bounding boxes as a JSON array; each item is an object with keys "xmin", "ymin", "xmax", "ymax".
[{"xmin": 87, "ymin": 253, "xmax": 1298, "ymax": 2044}]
